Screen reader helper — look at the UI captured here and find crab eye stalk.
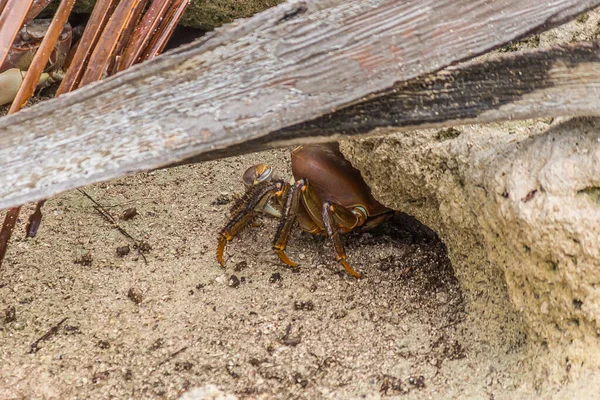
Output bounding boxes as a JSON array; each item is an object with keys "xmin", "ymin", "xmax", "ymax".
[{"xmin": 242, "ymin": 164, "xmax": 273, "ymax": 186}]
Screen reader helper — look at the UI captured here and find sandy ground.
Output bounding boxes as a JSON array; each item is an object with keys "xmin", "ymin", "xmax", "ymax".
[
  {"xmin": 3, "ymin": 7, "xmax": 600, "ymax": 399},
  {"xmin": 0, "ymin": 148, "xmax": 536, "ymax": 399}
]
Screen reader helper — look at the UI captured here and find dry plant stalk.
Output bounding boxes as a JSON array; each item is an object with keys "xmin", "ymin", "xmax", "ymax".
[
  {"xmin": 78, "ymin": 0, "xmax": 143, "ymax": 86},
  {"xmin": 117, "ymin": 0, "xmax": 176, "ymax": 70},
  {"xmin": 57, "ymin": 0, "xmax": 119, "ymax": 94},
  {"xmin": 141, "ymin": 0, "xmax": 189, "ymax": 60},
  {"xmin": 0, "ymin": 0, "xmax": 8, "ymax": 16},
  {"xmin": 107, "ymin": 0, "xmax": 149, "ymax": 76}
]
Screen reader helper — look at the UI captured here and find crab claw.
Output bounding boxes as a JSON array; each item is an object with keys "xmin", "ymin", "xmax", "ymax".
[{"xmin": 242, "ymin": 164, "xmax": 273, "ymax": 186}]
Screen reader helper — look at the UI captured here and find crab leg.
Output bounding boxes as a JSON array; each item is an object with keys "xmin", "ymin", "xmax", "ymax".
[
  {"xmin": 296, "ymin": 180, "xmax": 362, "ymax": 277},
  {"xmin": 297, "ymin": 181, "xmax": 325, "ymax": 230},
  {"xmin": 217, "ymin": 180, "xmax": 286, "ymax": 266},
  {"xmin": 217, "ymin": 212, "xmax": 255, "ymax": 266},
  {"xmin": 272, "ymin": 179, "xmax": 307, "ymax": 267},
  {"xmin": 321, "ymin": 201, "xmax": 361, "ymax": 278}
]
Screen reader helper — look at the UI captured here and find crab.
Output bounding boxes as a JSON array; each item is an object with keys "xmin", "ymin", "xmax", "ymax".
[
  {"xmin": 0, "ymin": 19, "xmax": 72, "ymax": 106},
  {"xmin": 216, "ymin": 143, "xmax": 393, "ymax": 278}
]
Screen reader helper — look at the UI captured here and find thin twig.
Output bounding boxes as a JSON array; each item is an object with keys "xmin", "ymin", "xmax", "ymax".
[
  {"xmin": 157, "ymin": 346, "xmax": 189, "ymax": 367},
  {"xmin": 29, "ymin": 317, "xmax": 68, "ymax": 354},
  {"xmin": 98, "ymin": 198, "xmax": 155, "ymax": 209},
  {"xmin": 0, "ymin": 208, "xmax": 20, "ymax": 267},
  {"xmin": 77, "ymin": 189, "xmax": 148, "ymax": 263}
]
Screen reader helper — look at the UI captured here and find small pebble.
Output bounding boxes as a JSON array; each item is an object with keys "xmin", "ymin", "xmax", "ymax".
[
  {"xmin": 211, "ymin": 194, "xmax": 230, "ymax": 206},
  {"xmin": 269, "ymin": 273, "xmax": 282, "ymax": 284},
  {"xmin": 127, "ymin": 288, "xmax": 143, "ymax": 304},
  {"xmin": 294, "ymin": 300, "xmax": 314, "ymax": 311},
  {"xmin": 134, "ymin": 241, "xmax": 152, "ymax": 253},
  {"xmin": 121, "ymin": 208, "xmax": 138, "ymax": 220},
  {"xmin": 74, "ymin": 253, "xmax": 93, "ymax": 266},
  {"xmin": 228, "ymin": 275, "xmax": 240, "ymax": 288},
  {"xmin": 4, "ymin": 306, "xmax": 16, "ymax": 323},
  {"xmin": 234, "ymin": 261, "xmax": 248, "ymax": 272},
  {"xmin": 116, "ymin": 245, "xmax": 130, "ymax": 257}
]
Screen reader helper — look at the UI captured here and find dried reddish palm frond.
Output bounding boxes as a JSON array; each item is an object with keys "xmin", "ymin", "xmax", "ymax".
[
  {"xmin": 140, "ymin": 0, "xmax": 189, "ymax": 62},
  {"xmin": 0, "ymin": 0, "xmax": 76, "ymax": 266},
  {"xmin": 0, "ymin": 0, "xmax": 34, "ymax": 69},
  {"xmin": 57, "ymin": 0, "xmax": 119, "ymax": 94},
  {"xmin": 117, "ymin": 0, "xmax": 171, "ymax": 70},
  {"xmin": 24, "ymin": 0, "xmax": 56, "ymax": 25},
  {"xmin": 107, "ymin": 0, "xmax": 150, "ymax": 76},
  {"xmin": 78, "ymin": 0, "xmax": 144, "ymax": 86}
]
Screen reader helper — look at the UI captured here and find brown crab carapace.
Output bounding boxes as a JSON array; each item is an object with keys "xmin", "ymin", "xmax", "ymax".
[{"xmin": 216, "ymin": 143, "xmax": 393, "ymax": 278}]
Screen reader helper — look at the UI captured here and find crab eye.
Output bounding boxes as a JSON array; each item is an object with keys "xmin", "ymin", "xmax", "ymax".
[
  {"xmin": 257, "ymin": 166, "xmax": 273, "ymax": 182},
  {"xmin": 242, "ymin": 164, "xmax": 273, "ymax": 186}
]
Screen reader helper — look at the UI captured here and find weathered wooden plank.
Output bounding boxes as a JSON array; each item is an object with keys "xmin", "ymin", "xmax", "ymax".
[
  {"xmin": 177, "ymin": 40, "xmax": 600, "ymax": 163},
  {"xmin": 0, "ymin": 0, "xmax": 598, "ymax": 209}
]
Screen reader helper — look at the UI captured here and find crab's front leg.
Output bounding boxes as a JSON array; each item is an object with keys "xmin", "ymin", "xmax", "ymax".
[{"xmin": 217, "ymin": 179, "xmax": 288, "ymax": 266}]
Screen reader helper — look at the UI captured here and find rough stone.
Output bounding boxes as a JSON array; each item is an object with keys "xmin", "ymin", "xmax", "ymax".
[{"xmin": 341, "ymin": 116, "xmax": 600, "ymax": 385}]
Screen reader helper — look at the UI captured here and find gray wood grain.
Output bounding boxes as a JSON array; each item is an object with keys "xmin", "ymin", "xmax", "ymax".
[
  {"xmin": 177, "ymin": 40, "xmax": 600, "ymax": 163},
  {"xmin": 0, "ymin": 0, "xmax": 598, "ymax": 209}
]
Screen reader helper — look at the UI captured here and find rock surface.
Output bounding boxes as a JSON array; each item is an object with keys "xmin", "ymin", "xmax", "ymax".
[
  {"xmin": 341, "ymin": 117, "xmax": 600, "ymax": 399},
  {"xmin": 341, "ymin": 117, "xmax": 600, "ymax": 374}
]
